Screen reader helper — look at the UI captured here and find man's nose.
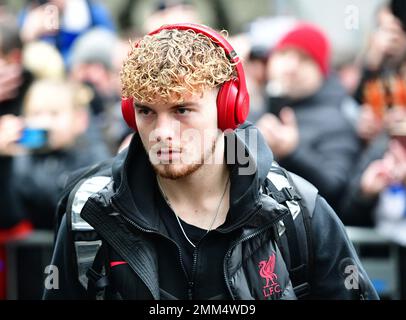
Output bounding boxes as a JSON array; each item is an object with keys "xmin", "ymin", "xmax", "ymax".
[{"xmin": 151, "ymin": 113, "xmax": 179, "ymax": 142}]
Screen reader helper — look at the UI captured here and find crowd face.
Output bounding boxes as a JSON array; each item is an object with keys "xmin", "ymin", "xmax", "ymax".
[
  {"xmin": 24, "ymin": 86, "xmax": 87, "ymax": 150},
  {"xmin": 267, "ymin": 48, "xmax": 323, "ymax": 100}
]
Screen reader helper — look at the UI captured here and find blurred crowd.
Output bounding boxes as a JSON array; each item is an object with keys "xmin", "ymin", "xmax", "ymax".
[{"xmin": 1, "ymin": 0, "xmax": 406, "ymax": 252}]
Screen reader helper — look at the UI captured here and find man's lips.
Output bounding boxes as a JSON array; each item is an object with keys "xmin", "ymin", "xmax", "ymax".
[
  {"xmin": 157, "ymin": 149, "xmax": 181, "ymax": 155},
  {"xmin": 156, "ymin": 149, "xmax": 182, "ymax": 160}
]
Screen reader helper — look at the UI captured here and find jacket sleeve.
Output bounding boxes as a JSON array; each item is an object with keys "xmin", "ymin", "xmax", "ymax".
[
  {"xmin": 309, "ymin": 195, "xmax": 379, "ymax": 300},
  {"xmin": 42, "ymin": 214, "xmax": 87, "ymax": 300}
]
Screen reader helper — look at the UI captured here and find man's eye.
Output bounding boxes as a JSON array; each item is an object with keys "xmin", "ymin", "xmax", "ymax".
[
  {"xmin": 176, "ymin": 108, "xmax": 191, "ymax": 115},
  {"xmin": 137, "ymin": 108, "xmax": 151, "ymax": 116}
]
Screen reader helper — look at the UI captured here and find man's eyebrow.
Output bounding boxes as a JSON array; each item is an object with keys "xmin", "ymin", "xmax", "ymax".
[
  {"xmin": 134, "ymin": 102, "xmax": 198, "ymax": 109},
  {"xmin": 134, "ymin": 103, "xmax": 152, "ymax": 109},
  {"xmin": 170, "ymin": 102, "xmax": 198, "ymax": 108}
]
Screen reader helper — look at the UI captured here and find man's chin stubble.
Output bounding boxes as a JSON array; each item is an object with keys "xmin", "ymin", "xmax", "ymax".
[
  {"xmin": 148, "ymin": 136, "xmax": 218, "ymax": 180},
  {"xmin": 152, "ymin": 162, "xmax": 204, "ymax": 180}
]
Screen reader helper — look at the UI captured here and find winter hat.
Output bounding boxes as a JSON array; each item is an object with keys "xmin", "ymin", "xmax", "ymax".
[
  {"xmin": 68, "ymin": 27, "xmax": 118, "ymax": 71},
  {"xmin": 273, "ymin": 23, "xmax": 331, "ymax": 77}
]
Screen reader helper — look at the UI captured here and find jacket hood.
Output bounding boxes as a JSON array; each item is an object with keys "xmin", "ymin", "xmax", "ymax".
[{"xmin": 109, "ymin": 122, "xmax": 275, "ymax": 232}]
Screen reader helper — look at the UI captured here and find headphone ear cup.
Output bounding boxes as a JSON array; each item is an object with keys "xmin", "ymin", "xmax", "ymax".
[
  {"xmin": 235, "ymin": 88, "xmax": 250, "ymax": 125},
  {"xmin": 217, "ymin": 80, "xmax": 239, "ymax": 131},
  {"xmin": 121, "ymin": 97, "xmax": 138, "ymax": 131}
]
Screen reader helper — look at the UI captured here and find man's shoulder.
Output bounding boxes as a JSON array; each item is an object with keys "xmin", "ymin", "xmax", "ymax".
[
  {"xmin": 287, "ymin": 171, "xmax": 318, "ymax": 217},
  {"xmin": 54, "ymin": 156, "xmax": 117, "ymax": 231},
  {"xmin": 267, "ymin": 164, "xmax": 319, "ymax": 217}
]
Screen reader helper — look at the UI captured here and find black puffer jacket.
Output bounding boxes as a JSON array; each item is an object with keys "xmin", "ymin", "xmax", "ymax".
[
  {"xmin": 12, "ymin": 130, "xmax": 111, "ymax": 230},
  {"xmin": 44, "ymin": 123, "xmax": 378, "ymax": 300}
]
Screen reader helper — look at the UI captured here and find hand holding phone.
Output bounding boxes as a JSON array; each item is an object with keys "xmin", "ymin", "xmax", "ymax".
[{"xmin": 18, "ymin": 127, "xmax": 48, "ymax": 150}]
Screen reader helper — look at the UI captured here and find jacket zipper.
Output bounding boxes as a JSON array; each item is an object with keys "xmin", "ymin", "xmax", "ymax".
[
  {"xmin": 109, "ymin": 199, "xmax": 191, "ymax": 296},
  {"xmin": 188, "ymin": 247, "xmax": 198, "ymax": 300},
  {"xmin": 187, "ymin": 229, "xmax": 212, "ymax": 300},
  {"xmin": 223, "ymin": 206, "xmax": 288, "ymax": 300}
]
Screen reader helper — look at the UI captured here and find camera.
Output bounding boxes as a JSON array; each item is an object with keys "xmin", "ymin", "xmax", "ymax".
[{"xmin": 18, "ymin": 128, "xmax": 49, "ymax": 150}]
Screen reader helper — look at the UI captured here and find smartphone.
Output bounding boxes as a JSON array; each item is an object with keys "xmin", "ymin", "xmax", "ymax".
[
  {"xmin": 267, "ymin": 95, "xmax": 291, "ymax": 118},
  {"xmin": 18, "ymin": 128, "xmax": 48, "ymax": 150}
]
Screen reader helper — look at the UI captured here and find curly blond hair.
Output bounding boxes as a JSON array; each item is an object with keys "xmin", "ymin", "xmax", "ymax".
[{"xmin": 120, "ymin": 28, "xmax": 236, "ymax": 104}]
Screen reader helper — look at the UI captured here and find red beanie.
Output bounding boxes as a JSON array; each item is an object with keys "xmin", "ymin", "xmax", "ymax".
[{"xmin": 273, "ymin": 23, "xmax": 331, "ymax": 77}]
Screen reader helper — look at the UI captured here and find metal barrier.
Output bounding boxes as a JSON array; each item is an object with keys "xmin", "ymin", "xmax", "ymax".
[
  {"xmin": 4, "ymin": 231, "xmax": 54, "ymax": 300},
  {"xmin": 346, "ymin": 226, "xmax": 401, "ymax": 299}
]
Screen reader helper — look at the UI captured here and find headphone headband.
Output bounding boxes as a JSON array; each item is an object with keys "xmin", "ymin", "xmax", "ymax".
[
  {"xmin": 148, "ymin": 23, "xmax": 238, "ymax": 62},
  {"xmin": 121, "ymin": 23, "xmax": 249, "ymax": 131},
  {"xmin": 146, "ymin": 23, "xmax": 247, "ymax": 103}
]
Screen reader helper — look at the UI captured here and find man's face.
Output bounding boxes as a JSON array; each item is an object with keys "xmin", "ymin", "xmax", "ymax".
[
  {"xmin": 135, "ymin": 87, "xmax": 222, "ymax": 180},
  {"xmin": 267, "ymin": 48, "xmax": 323, "ymax": 100}
]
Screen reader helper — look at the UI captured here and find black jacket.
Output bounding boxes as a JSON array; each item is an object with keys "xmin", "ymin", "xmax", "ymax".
[
  {"xmin": 44, "ymin": 123, "xmax": 378, "ymax": 300},
  {"xmin": 0, "ymin": 70, "xmax": 34, "ymax": 229},
  {"xmin": 12, "ymin": 131, "xmax": 111, "ymax": 230},
  {"xmin": 270, "ymin": 76, "xmax": 361, "ymax": 208}
]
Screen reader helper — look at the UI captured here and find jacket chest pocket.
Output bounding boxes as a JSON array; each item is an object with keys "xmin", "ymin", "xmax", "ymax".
[
  {"xmin": 106, "ymin": 250, "xmax": 153, "ymax": 300},
  {"xmin": 226, "ymin": 233, "xmax": 297, "ymax": 300}
]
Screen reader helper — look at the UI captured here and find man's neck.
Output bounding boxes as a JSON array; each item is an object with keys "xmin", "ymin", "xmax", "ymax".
[
  {"xmin": 158, "ymin": 162, "xmax": 229, "ymax": 203},
  {"xmin": 157, "ymin": 139, "xmax": 231, "ymax": 229}
]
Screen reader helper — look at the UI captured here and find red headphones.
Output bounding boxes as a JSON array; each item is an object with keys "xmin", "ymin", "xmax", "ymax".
[{"xmin": 121, "ymin": 23, "xmax": 250, "ymax": 132}]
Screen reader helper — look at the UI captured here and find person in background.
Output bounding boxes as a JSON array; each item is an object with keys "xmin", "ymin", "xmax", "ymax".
[
  {"xmin": 339, "ymin": 0, "xmax": 406, "ymax": 228},
  {"xmin": 0, "ymin": 18, "xmax": 34, "ymax": 240},
  {"xmin": 19, "ymin": 0, "xmax": 115, "ymax": 64},
  {"xmin": 0, "ymin": 18, "xmax": 33, "ymax": 116},
  {"xmin": 256, "ymin": 23, "xmax": 361, "ymax": 209},
  {"xmin": 354, "ymin": 4, "xmax": 406, "ymax": 146},
  {"xmin": 68, "ymin": 28, "xmax": 130, "ymax": 153},
  {"xmin": 0, "ymin": 80, "xmax": 110, "ymax": 230},
  {"xmin": 68, "ymin": 27, "xmax": 119, "ymax": 116},
  {"xmin": 339, "ymin": 106, "xmax": 406, "ymax": 227}
]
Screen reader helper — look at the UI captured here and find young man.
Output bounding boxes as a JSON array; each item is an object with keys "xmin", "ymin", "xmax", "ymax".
[{"xmin": 44, "ymin": 23, "xmax": 378, "ymax": 300}]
